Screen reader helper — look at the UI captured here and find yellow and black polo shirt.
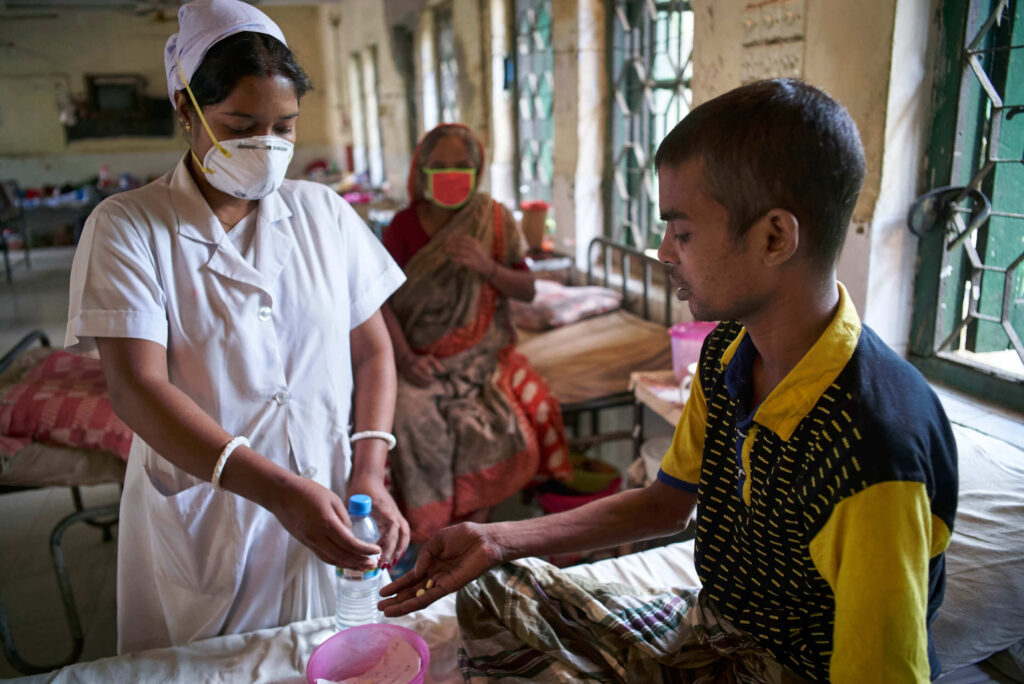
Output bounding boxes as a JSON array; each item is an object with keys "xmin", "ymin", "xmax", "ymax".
[{"xmin": 658, "ymin": 284, "xmax": 958, "ymax": 682}]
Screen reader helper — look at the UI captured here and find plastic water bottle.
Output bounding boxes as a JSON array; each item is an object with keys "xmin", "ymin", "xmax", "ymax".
[{"xmin": 335, "ymin": 494, "xmax": 382, "ymax": 631}]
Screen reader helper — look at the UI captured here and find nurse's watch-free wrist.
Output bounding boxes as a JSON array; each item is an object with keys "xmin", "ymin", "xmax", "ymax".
[
  {"xmin": 212, "ymin": 435, "xmax": 251, "ymax": 490},
  {"xmin": 350, "ymin": 430, "xmax": 397, "ymax": 451}
]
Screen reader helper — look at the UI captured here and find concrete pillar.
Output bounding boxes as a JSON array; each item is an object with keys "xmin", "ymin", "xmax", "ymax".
[
  {"xmin": 572, "ymin": 0, "xmax": 607, "ymax": 266},
  {"xmin": 488, "ymin": 0, "xmax": 516, "ymax": 207}
]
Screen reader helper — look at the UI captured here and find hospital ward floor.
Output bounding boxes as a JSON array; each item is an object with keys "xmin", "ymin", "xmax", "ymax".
[{"xmin": 1, "ymin": 246, "xmax": 1022, "ymax": 679}]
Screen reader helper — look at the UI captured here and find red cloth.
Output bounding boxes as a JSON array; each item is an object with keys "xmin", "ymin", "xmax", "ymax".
[
  {"xmin": 382, "ymin": 202, "xmax": 529, "ymax": 271},
  {"xmin": 0, "ymin": 351, "xmax": 132, "ymax": 459}
]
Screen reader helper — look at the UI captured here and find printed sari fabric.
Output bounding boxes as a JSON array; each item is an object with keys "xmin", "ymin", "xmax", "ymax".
[
  {"xmin": 386, "ymin": 192, "xmax": 572, "ymax": 543},
  {"xmin": 456, "ymin": 561, "xmax": 814, "ymax": 684}
]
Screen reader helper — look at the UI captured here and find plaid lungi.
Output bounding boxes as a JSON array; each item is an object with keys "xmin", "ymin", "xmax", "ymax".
[{"xmin": 456, "ymin": 560, "xmax": 813, "ymax": 683}]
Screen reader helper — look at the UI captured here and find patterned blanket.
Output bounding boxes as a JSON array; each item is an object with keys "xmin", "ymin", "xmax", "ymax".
[{"xmin": 456, "ymin": 560, "xmax": 812, "ymax": 683}]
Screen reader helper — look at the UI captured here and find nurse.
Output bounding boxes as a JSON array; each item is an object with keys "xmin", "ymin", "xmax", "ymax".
[{"xmin": 65, "ymin": 0, "xmax": 409, "ymax": 653}]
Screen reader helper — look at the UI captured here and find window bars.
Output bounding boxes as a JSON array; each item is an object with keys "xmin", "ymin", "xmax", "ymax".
[
  {"xmin": 514, "ymin": 0, "xmax": 554, "ymax": 205},
  {"xmin": 608, "ymin": 0, "xmax": 694, "ymax": 251},
  {"xmin": 910, "ymin": 0, "xmax": 1024, "ymax": 381}
]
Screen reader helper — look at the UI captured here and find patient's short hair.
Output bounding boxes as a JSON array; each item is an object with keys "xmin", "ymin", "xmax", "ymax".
[{"xmin": 654, "ymin": 79, "xmax": 865, "ymax": 272}]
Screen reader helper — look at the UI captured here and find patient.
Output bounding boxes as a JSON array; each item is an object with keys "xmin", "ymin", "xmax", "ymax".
[
  {"xmin": 380, "ymin": 81, "xmax": 958, "ymax": 682},
  {"xmin": 381, "ymin": 123, "xmax": 571, "ymax": 544}
]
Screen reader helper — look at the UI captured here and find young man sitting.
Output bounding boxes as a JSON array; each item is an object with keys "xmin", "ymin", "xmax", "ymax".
[{"xmin": 379, "ymin": 79, "xmax": 958, "ymax": 683}]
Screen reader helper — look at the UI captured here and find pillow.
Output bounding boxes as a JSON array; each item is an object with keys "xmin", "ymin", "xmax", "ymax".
[
  {"xmin": 0, "ymin": 350, "xmax": 132, "ymax": 460},
  {"xmin": 512, "ymin": 279, "xmax": 621, "ymax": 331},
  {"xmin": 932, "ymin": 423, "xmax": 1024, "ymax": 675}
]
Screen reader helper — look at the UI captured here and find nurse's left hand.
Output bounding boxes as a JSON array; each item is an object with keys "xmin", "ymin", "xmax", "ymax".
[{"xmin": 348, "ymin": 477, "xmax": 411, "ymax": 567}]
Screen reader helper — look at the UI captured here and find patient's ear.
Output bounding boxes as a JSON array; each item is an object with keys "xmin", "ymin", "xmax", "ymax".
[{"xmin": 751, "ymin": 209, "xmax": 799, "ymax": 267}]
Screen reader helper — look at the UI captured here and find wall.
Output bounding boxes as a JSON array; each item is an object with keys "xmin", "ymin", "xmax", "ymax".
[
  {"xmin": 327, "ymin": 0, "xmax": 416, "ymax": 196},
  {"xmin": 689, "ymin": 0, "xmax": 930, "ymax": 352},
  {"xmin": 0, "ymin": 5, "xmax": 332, "ymax": 187}
]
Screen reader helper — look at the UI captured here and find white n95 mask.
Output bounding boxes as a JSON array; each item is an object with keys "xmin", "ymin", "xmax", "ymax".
[{"xmin": 198, "ymin": 135, "xmax": 294, "ymax": 200}]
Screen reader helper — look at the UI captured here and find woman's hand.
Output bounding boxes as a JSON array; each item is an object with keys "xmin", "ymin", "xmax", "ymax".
[
  {"xmin": 377, "ymin": 522, "xmax": 506, "ymax": 617},
  {"xmin": 265, "ymin": 475, "xmax": 380, "ymax": 571},
  {"xmin": 398, "ymin": 352, "xmax": 443, "ymax": 387},
  {"xmin": 445, "ymin": 233, "xmax": 493, "ymax": 275},
  {"xmin": 348, "ymin": 476, "xmax": 411, "ymax": 567}
]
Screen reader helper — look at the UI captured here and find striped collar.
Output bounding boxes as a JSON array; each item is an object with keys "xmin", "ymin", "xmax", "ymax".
[{"xmin": 718, "ymin": 283, "xmax": 862, "ymax": 441}]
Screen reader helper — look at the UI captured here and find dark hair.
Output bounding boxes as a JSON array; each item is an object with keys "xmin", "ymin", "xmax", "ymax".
[
  {"xmin": 654, "ymin": 79, "xmax": 865, "ymax": 272},
  {"xmin": 184, "ymin": 31, "xmax": 313, "ymax": 111}
]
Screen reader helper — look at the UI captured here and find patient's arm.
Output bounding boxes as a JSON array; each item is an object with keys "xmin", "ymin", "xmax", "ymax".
[{"xmin": 378, "ymin": 479, "xmax": 696, "ymax": 617}]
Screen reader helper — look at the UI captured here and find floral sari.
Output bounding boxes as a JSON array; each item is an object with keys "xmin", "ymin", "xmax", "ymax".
[{"xmin": 388, "ymin": 192, "xmax": 571, "ymax": 543}]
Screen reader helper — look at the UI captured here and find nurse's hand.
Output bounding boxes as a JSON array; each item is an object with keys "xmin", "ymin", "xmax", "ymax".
[
  {"xmin": 348, "ymin": 477, "xmax": 411, "ymax": 567},
  {"xmin": 398, "ymin": 352, "xmax": 442, "ymax": 387},
  {"xmin": 269, "ymin": 476, "xmax": 381, "ymax": 570},
  {"xmin": 377, "ymin": 522, "xmax": 505, "ymax": 617}
]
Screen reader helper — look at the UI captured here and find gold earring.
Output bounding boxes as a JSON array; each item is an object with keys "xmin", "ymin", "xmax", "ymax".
[{"xmin": 181, "ymin": 120, "xmax": 191, "ymax": 132}]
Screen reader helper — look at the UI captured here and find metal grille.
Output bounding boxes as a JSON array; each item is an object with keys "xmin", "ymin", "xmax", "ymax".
[
  {"xmin": 514, "ymin": 0, "xmax": 554, "ymax": 204},
  {"xmin": 911, "ymin": 0, "xmax": 1024, "ymax": 377},
  {"xmin": 435, "ymin": 5, "xmax": 460, "ymax": 124},
  {"xmin": 608, "ymin": 0, "xmax": 693, "ymax": 250}
]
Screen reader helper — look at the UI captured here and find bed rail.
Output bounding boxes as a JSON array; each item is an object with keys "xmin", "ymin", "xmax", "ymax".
[
  {"xmin": 584, "ymin": 237, "xmax": 673, "ymax": 327},
  {"xmin": 0, "ymin": 329, "xmax": 50, "ymax": 375}
]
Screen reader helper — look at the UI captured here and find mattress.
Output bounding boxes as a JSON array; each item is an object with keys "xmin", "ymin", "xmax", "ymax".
[
  {"xmin": 17, "ymin": 538, "xmax": 1012, "ymax": 683},
  {"xmin": 517, "ymin": 309, "xmax": 672, "ymax": 405}
]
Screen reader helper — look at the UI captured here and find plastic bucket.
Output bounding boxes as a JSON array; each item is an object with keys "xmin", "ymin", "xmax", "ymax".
[
  {"xmin": 536, "ymin": 475, "xmax": 622, "ymax": 514},
  {"xmin": 640, "ymin": 436, "xmax": 674, "ymax": 485},
  {"xmin": 306, "ymin": 623, "xmax": 430, "ymax": 684},
  {"xmin": 669, "ymin": 321, "xmax": 718, "ymax": 381}
]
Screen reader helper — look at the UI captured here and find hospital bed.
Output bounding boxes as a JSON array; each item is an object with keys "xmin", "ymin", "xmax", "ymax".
[
  {"xmin": 0, "ymin": 330, "xmax": 126, "ymax": 675},
  {"xmin": 516, "ymin": 237, "xmax": 674, "ymax": 453},
  {"xmin": 17, "ymin": 417, "xmax": 1024, "ymax": 684}
]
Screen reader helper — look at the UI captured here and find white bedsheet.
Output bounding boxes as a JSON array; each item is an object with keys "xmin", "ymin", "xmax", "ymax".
[
  {"xmin": 14, "ymin": 539, "xmax": 1007, "ymax": 683},
  {"xmin": 17, "ymin": 541, "xmax": 699, "ymax": 684}
]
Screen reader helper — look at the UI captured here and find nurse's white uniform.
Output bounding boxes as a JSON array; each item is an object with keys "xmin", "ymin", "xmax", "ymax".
[{"xmin": 65, "ymin": 158, "xmax": 405, "ymax": 653}]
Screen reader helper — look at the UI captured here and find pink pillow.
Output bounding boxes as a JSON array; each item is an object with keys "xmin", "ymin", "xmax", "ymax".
[
  {"xmin": 0, "ymin": 351, "xmax": 132, "ymax": 459},
  {"xmin": 512, "ymin": 279, "xmax": 622, "ymax": 331}
]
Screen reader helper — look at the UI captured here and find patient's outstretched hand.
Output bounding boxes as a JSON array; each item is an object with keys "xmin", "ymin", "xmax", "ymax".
[{"xmin": 378, "ymin": 522, "xmax": 504, "ymax": 617}]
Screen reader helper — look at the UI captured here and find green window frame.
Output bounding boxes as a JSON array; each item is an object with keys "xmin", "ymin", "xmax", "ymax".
[
  {"xmin": 911, "ymin": 0, "xmax": 1024, "ymax": 411},
  {"xmin": 514, "ymin": 0, "xmax": 554, "ymax": 205},
  {"xmin": 607, "ymin": 0, "xmax": 694, "ymax": 251}
]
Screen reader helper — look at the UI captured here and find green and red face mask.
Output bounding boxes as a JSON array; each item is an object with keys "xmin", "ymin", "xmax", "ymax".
[{"xmin": 424, "ymin": 168, "xmax": 477, "ymax": 209}]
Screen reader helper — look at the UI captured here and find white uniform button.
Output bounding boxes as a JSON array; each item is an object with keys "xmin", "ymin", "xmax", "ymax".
[
  {"xmin": 273, "ymin": 390, "xmax": 290, "ymax": 405},
  {"xmin": 301, "ymin": 466, "xmax": 318, "ymax": 479},
  {"xmin": 257, "ymin": 306, "xmax": 272, "ymax": 322}
]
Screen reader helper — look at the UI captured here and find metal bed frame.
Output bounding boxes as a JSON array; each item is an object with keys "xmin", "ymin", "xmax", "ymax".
[
  {"xmin": 0, "ymin": 330, "xmax": 120, "ymax": 675},
  {"xmin": 560, "ymin": 237, "xmax": 673, "ymax": 457}
]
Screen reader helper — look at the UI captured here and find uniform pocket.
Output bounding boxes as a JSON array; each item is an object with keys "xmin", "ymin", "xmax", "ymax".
[{"xmin": 142, "ymin": 465, "xmax": 241, "ymax": 596}]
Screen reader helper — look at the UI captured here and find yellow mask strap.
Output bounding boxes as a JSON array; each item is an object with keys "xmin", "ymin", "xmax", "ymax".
[{"xmin": 176, "ymin": 56, "xmax": 230, "ymax": 173}]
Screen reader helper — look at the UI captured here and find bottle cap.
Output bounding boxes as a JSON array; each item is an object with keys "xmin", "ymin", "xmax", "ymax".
[{"xmin": 347, "ymin": 494, "xmax": 372, "ymax": 516}]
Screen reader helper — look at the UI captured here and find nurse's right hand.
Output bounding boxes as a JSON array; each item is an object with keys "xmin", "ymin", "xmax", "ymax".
[{"xmin": 268, "ymin": 475, "xmax": 381, "ymax": 570}]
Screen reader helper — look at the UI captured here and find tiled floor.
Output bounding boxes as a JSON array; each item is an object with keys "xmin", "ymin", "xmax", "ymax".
[{"xmin": 0, "ymin": 247, "xmax": 1021, "ymax": 678}]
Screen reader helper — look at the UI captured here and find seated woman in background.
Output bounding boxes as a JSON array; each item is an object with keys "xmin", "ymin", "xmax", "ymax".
[{"xmin": 381, "ymin": 123, "xmax": 572, "ymax": 544}]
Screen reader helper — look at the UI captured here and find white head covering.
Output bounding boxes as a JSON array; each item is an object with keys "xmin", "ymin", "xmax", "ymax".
[{"xmin": 164, "ymin": 0, "xmax": 287, "ymax": 107}]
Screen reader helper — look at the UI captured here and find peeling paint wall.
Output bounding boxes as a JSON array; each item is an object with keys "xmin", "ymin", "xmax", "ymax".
[
  {"xmin": 0, "ymin": 5, "xmax": 332, "ymax": 186},
  {"xmin": 690, "ymin": 0, "xmax": 934, "ymax": 350}
]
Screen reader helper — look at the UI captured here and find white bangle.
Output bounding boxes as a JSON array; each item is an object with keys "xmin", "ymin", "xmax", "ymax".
[
  {"xmin": 350, "ymin": 430, "xmax": 397, "ymax": 451},
  {"xmin": 211, "ymin": 435, "xmax": 250, "ymax": 491}
]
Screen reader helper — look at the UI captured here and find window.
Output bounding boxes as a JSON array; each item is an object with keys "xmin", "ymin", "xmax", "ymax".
[
  {"xmin": 435, "ymin": 5, "xmax": 460, "ymax": 123},
  {"xmin": 911, "ymin": 0, "xmax": 1024, "ymax": 410},
  {"xmin": 347, "ymin": 47, "xmax": 385, "ymax": 188},
  {"xmin": 347, "ymin": 52, "xmax": 368, "ymax": 180},
  {"xmin": 607, "ymin": 0, "xmax": 694, "ymax": 251},
  {"xmin": 514, "ymin": 0, "xmax": 554, "ymax": 204}
]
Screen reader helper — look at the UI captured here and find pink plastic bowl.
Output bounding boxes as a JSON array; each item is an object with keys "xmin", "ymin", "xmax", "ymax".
[{"xmin": 306, "ymin": 623, "xmax": 430, "ymax": 684}]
